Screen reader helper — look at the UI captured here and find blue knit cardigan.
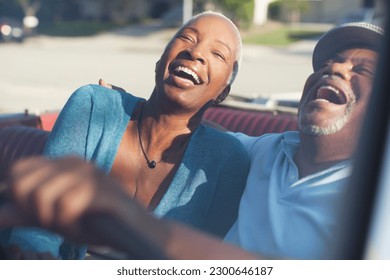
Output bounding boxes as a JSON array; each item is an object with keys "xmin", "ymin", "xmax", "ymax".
[{"xmin": 0, "ymin": 84, "xmax": 249, "ymax": 259}]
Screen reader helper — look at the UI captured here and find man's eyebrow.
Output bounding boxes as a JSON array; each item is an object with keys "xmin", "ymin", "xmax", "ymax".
[
  {"xmin": 332, "ymin": 53, "xmax": 377, "ymax": 65},
  {"xmin": 356, "ymin": 57, "xmax": 377, "ymax": 65},
  {"xmin": 332, "ymin": 53, "xmax": 344, "ymax": 61}
]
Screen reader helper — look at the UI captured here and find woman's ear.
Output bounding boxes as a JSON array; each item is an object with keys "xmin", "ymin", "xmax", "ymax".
[{"xmin": 214, "ymin": 85, "xmax": 231, "ymax": 104}]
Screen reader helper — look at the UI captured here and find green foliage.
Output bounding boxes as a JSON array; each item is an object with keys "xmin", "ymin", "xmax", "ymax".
[
  {"xmin": 244, "ymin": 26, "xmax": 292, "ymax": 45},
  {"xmin": 242, "ymin": 25, "xmax": 324, "ymax": 46},
  {"xmin": 38, "ymin": 20, "xmax": 125, "ymax": 37},
  {"xmin": 267, "ymin": 0, "xmax": 310, "ymax": 22},
  {"xmin": 268, "ymin": 1, "xmax": 282, "ymax": 20},
  {"xmin": 214, "ymin": 0, "xmax": 254, "ymax": 27}
]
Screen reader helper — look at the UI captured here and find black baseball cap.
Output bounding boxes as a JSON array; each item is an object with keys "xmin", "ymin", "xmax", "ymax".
[{"xmin": 312, "ymin": 22, "xmax": 384, "ymax": 71}]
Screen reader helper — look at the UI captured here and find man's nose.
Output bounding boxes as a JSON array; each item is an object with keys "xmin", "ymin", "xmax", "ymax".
[{"xmin": 324, "ymin": 61, "xmax": 352, "ymax": 80}]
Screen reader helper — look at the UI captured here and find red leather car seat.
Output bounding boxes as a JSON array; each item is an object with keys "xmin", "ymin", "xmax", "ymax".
[{"xmin": 0, "ymin": 126, "xmax": 49, "ymax": 182}]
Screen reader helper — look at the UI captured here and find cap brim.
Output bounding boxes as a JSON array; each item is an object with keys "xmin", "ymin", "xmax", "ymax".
[{"xmin": 312, "ymin": 23, "xmax": 384, "ymax": 71}]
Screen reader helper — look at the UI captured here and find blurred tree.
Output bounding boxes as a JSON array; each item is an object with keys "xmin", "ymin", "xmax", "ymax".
[
  {"xmin": 269, "ymin": 0, "xmax": 310, "ymax": 24},
  {"xmin": 213, "ymin": 0, "xmax": 254, "ymax": 27},
  {"xmin": 61, "ymin": 0, "xmax": 81, "ymax": 21},
  {"xmin": 193, "ymin": 0, "xmax": 208, "ymax": 12},
  {"xmin": 0, "ymin": 0, "xmax": 24, "ymax": 17},
  {"xmin": 284, "ymin": 0, "xmax": 309, "ymax": 24},
  {"xmin": 150, "ymin": 0, "xmax": 172, "ymax": 18}
]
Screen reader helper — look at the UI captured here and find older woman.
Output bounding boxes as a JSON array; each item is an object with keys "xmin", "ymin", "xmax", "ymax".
[{"xmin": 0, "ymin": 11, "xmax": 249, "ymax": 259}]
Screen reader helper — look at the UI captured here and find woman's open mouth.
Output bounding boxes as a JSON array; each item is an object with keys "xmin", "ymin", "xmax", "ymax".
[{"xmin": 172, "ymin": 66, "xmax": 201, "ymax": 85}]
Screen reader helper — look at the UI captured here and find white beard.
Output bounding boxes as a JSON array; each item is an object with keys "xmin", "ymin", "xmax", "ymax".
[{"xmin": 298, "ymin": 99, "xmax": 356, "ymax": 136}]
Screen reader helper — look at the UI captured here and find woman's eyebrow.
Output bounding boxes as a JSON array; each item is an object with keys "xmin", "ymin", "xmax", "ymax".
[
  {"xmin": 181, "ymin": 26, "xmax": 198, "ymax": 34},
  {"xmin": 215, "ymin": 39, "xmax": 232, "ymax": 56},
  {"xmin": 182, "ymin": 26, "xmax": 233, "ymax": 55}
]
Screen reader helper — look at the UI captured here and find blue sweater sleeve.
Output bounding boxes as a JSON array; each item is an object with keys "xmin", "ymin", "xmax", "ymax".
[
  {"xmin": 43, "ymin": 84, "xmax": 142, "ymax": 172},
  {"xmin": 43, "ymin": 85, "xmax": 94, "ymax": 160},
  {"xmin": 202, "ymin": 134, "xmax": 250, "ymax": 237}
]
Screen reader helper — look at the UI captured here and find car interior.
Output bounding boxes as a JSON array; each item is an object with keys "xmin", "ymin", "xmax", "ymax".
[{"xmin": 0, "ymin": 5, "xmax": 389, "ymax": 261}]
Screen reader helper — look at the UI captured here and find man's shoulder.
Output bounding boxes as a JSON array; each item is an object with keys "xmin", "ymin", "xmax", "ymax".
[{"xmin": 229, "ymin": 131, "xmax": 299, "ymax": 150}]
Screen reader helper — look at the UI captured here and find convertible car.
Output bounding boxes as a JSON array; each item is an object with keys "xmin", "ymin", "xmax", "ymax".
[{"xmin": 0, "ymin": 14, "xmax": 389, "ymax": 260}]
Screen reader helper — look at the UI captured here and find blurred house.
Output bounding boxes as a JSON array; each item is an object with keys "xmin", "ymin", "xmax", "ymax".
[
  {"xmin": 90, "ymin": 0, "xmax": 374, "ymax": 26},
  {"xmin": 2, "ymin": 0, "xmax": 384, "ymax": 27},
  {"xmin": 299, "ymin": 0, "xmax": 385, "ymax": 24},
  {"xmin": 77, "ymin": 0, "xmax": 179, "ymax": 23},
  {"xmin": 257, "ymin": 0, "xmax": 385, "ymax": 25}
]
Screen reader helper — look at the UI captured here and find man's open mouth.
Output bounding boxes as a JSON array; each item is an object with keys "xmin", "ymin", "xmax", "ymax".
[
  {"xmin": 172, "ymin": 66, "xmax": 201, "ymax": 85},
  {"xmin": 315, "ymin": 85, "xmax": 347, "ymax": 105}
]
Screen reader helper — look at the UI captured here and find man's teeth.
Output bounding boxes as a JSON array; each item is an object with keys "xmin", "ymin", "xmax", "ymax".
[
  {"xmin": 316, "ymin": 85, "xmax": 346, "ymax": 104},
  {"xmin": 176, "ymin": 66, "xmax": 200, "ymax": 84}
]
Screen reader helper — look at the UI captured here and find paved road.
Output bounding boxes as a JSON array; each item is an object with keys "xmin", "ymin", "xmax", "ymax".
[{"xmin": 0, "ymin": 26, "xmax": 316, "ymax": 113}]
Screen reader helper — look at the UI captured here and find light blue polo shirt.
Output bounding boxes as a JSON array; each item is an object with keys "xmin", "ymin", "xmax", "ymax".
[{"xmin": 225, "ymin": 131, "xmax": 352, "ymax": 259}]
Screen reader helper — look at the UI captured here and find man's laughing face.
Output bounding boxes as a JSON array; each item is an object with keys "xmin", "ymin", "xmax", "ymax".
[{"xmin": 298, "ymin": 48, "xmax": 378, "ymax": 136}]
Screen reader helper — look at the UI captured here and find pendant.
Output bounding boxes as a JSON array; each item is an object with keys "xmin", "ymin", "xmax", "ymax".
[{"xmin": 147, "ymin": 160, "xmax": 157, "ymax": 169}]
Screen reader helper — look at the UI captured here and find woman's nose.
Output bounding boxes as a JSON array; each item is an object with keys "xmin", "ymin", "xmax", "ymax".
[{"xmin": 187, "ymin": 44, "xmax": 206, "ymax": 64}]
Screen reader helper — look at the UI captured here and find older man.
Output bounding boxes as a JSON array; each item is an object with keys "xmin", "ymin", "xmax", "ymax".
[
  {"xmin": 224, "ymin": 22, "xmax": 383, "ymax": 259},
  {"xmin": 0, "ymin": 22, "xmax": 384, "ymax": 259}
]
